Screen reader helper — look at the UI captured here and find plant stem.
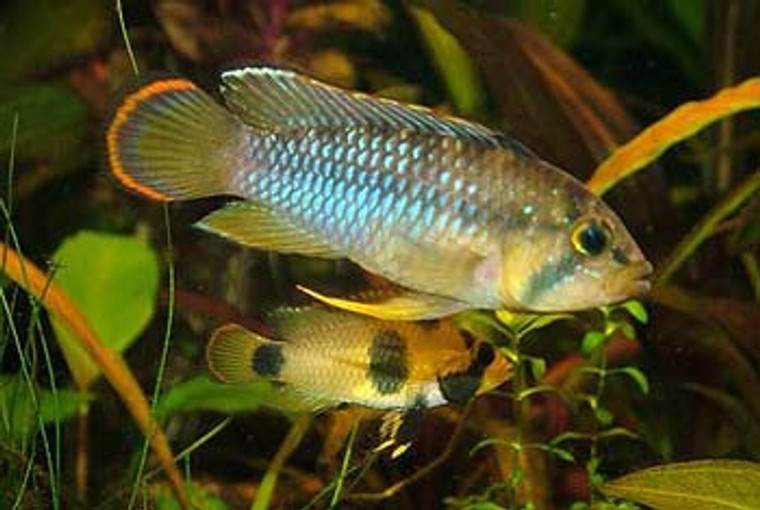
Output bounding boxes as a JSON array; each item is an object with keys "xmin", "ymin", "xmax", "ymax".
[
  {"xmin": 75, "ymin": 402, "xmax": 89, "ymax": 504},
  {"xmin": 657, "ymin": 168, "xmax": 760, "ymax": 283},
  {"xmin": 252, "ymin": 414, "xmax": 311, "ymax": 510}
]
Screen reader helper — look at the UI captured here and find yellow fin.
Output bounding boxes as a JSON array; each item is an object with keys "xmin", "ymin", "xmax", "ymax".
[
  {"xmin": 207, "ymin": 324, "xmax": 284, "ymax": 383},
  {"xmin": 296, "ymin": 285, "xmax": 468, "ymax": 320},
  {"xmin": 196, "ymin": 202, "xmax": 342, "ymax": 257}
]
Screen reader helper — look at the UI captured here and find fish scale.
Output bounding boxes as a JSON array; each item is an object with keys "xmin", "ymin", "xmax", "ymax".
[{"xmin": 238, "ymin": 127, "xmax": 498, "ymax": 282}]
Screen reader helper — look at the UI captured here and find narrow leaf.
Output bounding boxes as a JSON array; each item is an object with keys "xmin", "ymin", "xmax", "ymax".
[
  {"xmin": 0, "ymin": 242, "xmax": 187, "ymax": 504},
  {"xmin": 587, "ymin": 78, "xmax": 760, "ymax": 196}
]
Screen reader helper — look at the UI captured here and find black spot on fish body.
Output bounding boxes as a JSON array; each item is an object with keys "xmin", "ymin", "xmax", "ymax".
[
  {"xmin": 368, "ymin": 330, "xmax": 408, "ymax": 395},
  {"xmin": 439, "ymin": 372, "xmax": 480, "ymax": 404},
  {"xmin": 416, "ymin": 319, "xmax": 440, "ymax": 331},
  {"xmin": 252, "ymin": 343, "xmax": 284, "ymax": 378},
  {"xmin": 438, "ymin": 343, "xmax": 495, "ymax": 404}
]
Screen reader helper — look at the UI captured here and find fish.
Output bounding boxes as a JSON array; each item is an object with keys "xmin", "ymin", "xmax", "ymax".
[
  {"xmin": 106, "ymin": 66, "xmax": 652, "ymax": 319},
  {"xmin": 206, "ymin": 307, "xmax": 512, "ymax": 411}
]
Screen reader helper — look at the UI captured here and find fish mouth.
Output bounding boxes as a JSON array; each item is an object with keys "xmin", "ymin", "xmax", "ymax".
[{"xmin": 607, "ymin": 260, "xmax": 654, "ymax": 298}]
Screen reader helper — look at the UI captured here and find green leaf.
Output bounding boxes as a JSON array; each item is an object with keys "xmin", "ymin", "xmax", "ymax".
[
  {"xmin": 594, "ymin": 406, "xmax": 613, "ymax": 426},
  {"xmin": 581, "ymin": 331, "xmax": 606, "ymax": 355},
  {"xmin": 495, "ymin": 310, "xmax": 573, "ymax": 339},
  {"xmin": 50, "ymin": 231, "xmax": 159, "ymax": 388},
  {"xmin": 154, "ymin": 481, "xmax": 230, "ymax": 510},
  {"xmin": 155, "ymin": 376, "xmax": 305, "ymax": 419},
  {"xmin": 601, "ymin": 460, "xmax": 760, "ymax": 510},
  {"xmin": 0, "ymin": 0, "xmax": 111, "ymax": 81},
  {"xmin": 0, "ymin": 374, "xmax": 90, "ymax": 444},
  {"xmin": 526, "ymin": 356, "xmax": 547, "ymax": 380},
  {"xmin": 408, "ymin": 6, "xmax": 485, "ymax": 117},
  {"xmin": 609, "ymin": 367, "xmax": 650, "ymax": 395},
  {"xmin": 621, "ymin": 300, "xmax": 649, "ymax": 324}
]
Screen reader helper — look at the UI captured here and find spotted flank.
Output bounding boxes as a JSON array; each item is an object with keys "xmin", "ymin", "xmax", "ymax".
[
  {"xmin": 107, "ymin": 66, "xmax": 652, "ymax": 319},
  {"xmin": 206, "ymin": 307, "xmax": 512, "ymax": 411}
]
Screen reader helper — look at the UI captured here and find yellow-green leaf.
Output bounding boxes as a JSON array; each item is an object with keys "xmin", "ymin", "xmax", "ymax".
[
  {"xmin": 408, "ymin": 6, "xmax": 485, "ymax": 117},
  {"xmin": 50, "ymin": 231, "xmax": 159, "ymax": 388},
  {"xmin": 601, "ymin": 459, "xmax": 760, "ymax": 510}
]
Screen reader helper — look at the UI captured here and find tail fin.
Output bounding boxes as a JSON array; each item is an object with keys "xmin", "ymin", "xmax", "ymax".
[
  {"xmin": 207, "ymin": 324, "xmax": 285, "ymax": 383},
  {"xmin": 106, "ymin": 78, "xmax": 245, "ymax": 201}
]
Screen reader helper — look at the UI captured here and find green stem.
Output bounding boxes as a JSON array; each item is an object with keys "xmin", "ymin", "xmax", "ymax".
[
  {"xmin": 657, "ymin": 169, "xmax": 760, "ymax": 283},
  {"xmin": 252, "ymin": 415, "xmax": 311, "ymax": 510}
]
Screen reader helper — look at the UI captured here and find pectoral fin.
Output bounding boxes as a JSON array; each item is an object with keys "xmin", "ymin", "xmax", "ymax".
[
  {"xmin": 375, "ymin": 406, "xmax": 425, "ymax": 458},
  {"xmin": 296, "ymin": 285, "xmax": 469, "ymax": 320}
]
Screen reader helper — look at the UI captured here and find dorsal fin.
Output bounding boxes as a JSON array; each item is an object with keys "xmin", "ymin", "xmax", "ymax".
[{"xmin": 219, "ymin": 67, "xmax": 504, "ymax": 144}]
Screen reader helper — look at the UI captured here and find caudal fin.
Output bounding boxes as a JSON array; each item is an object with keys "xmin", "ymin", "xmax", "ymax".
[
  {"xmin": 106, "ymin": 78, "xmax": 245, "ymax": 201},
  {"xmin": 207, "ymin": 324, "xmax": 286, "ymax": 383}
]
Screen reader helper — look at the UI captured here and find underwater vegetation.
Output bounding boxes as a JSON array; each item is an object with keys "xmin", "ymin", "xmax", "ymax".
[{"xmin": 2, "ymin": 1, "xmax": 760, "ymax": 509}]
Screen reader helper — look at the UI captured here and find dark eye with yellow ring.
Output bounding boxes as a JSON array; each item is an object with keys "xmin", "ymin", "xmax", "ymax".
[{"xmin": 571, "ymin": 220, "xmax": 610, "ymax": 257}]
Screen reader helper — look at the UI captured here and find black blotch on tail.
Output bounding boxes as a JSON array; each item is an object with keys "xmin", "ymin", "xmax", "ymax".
[
  {"xmin": 368, "ymin": 330, "xmax": 408, "ymax": 395},
  {"xmin": 439, "ymin": 343, "xmax": 495, "ymax": 404},
  {"xmin": 252, "ymin": 343, "xmax": 285, "ymax": 377}
]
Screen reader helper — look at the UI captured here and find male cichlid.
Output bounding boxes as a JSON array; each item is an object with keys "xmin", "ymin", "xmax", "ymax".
[
  {"xmin": 206, "ymin": 308, "xmax": 511, "ymax": 410},
  {"xmin": 107, "ymin": 67, "xmax": 652, "ymax": 319}
]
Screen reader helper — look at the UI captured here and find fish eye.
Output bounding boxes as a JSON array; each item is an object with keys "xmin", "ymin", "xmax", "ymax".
[{"xmin": 571, "ymin": 219, "xmax": 611, "ymax": 257}]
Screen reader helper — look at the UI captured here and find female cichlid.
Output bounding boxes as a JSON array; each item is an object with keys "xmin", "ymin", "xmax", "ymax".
[
  {"xmin": 206, "ymin": 308, "xmax": 511, "ymax": 410},
  {"xmin": 107, "ymin": 67, "xmax": 652, "ymax": 319}
]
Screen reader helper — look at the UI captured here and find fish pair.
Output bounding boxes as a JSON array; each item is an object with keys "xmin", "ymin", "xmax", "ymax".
[{"xmin": 106, "ymin": 66, "xmax": 652, "ymax": 413}]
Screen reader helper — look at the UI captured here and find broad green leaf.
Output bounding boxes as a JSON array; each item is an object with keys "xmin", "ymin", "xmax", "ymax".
[
  {"xmin": 408, "ymin": 6, "xmax": 485, "ymax": 117},
  {"xmin": 155, "ymin": 376, "xmax": 305, "ymax": 419},
  {"xmin": 50, "ymin": 231, "xmax": 159, "ymax": 388},
  {"xmin": 0, "ymin": 374, "xmax": 90, "ymax": 444},
  {"xmin": 0, "ymin": 0, "xmax": 111, "ymax": 81},
  {"xmin": 601, "ymin": 459, "xmax": 760, "ymax": 510}
]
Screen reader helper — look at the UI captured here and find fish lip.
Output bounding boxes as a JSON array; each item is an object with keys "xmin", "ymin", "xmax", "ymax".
[{"xmin": 608, "ymin": 260, "xmax": 654, "ymax": 297}]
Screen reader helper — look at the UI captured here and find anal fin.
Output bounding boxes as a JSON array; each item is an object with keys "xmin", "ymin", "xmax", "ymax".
[
  {"xmin": 297, "ymin": 285, "xmax": 469, "ymax": 320},
  {"xmin": 196, "ymin": 201, "xmax": 343, "ymax": 258}
]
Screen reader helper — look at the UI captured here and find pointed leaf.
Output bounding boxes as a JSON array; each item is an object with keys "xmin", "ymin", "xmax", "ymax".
[
  {"xmin": 408, "ymin": 6, "xmax": 485, "ymax": 117},
  {"xmin": 155, "ymin": 376, "xmax": 306, "ymax": 419},
  {"xmin": 601, "ymin": 460, "xmax": 760, "ymax": 510},
  {"xmin": 621, "ymin": 300, "xmax": 649, "ymax": 324}
]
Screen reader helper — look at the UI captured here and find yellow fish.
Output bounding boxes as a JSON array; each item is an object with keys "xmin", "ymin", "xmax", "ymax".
[
  {"xmin": 206, "ymin": 307, "xmax": 511, "ymax": 410},
  {"xmin": 107, "ymin": 67, "xmax": 651, "ymax": 319}
]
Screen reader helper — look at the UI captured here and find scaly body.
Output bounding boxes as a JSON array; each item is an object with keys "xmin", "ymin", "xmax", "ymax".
[{"xmin": 107, "ymin": 67, "xmax": 652, "ymax": 318}]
